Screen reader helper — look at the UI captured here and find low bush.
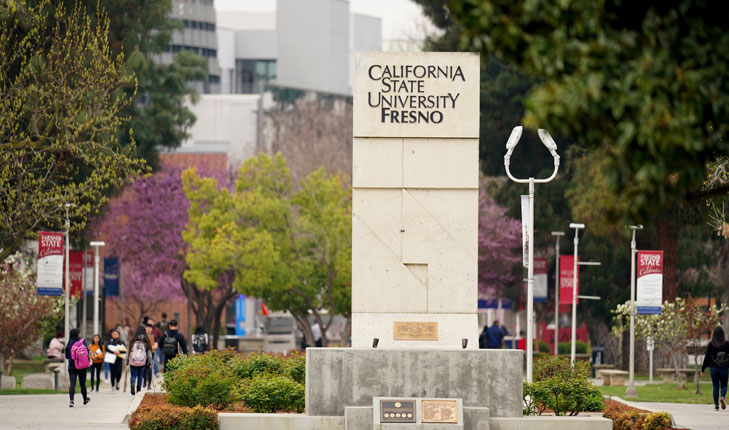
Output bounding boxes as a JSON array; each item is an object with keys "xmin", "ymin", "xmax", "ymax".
[
  {"xmin": 235, "ymin": 374, "xmax": 305, "ymax": 413},
  {"xmin": 535, "ymin": 341, "xmax": 551, "ymax": 354},
  {"xmin": 602, "ymin": 401, "xmax": 672, "ymax": 430},
  {"xmin": 557, "ymin": 340, "xmax": 587, "ymax": 355},
  {"xmin": 283, "ymin": 352, "xmax": 306, "ymax": 384},
  {"xmin": 129, "ymin": 404, "xmax": 218, "ymax": 430},
  {"xmin": 232, "ymin": 352, "xmax": 285, "ymax": 380},
  {"xmin": 523, "ymin": 355, "xmax": 597, "ymax": 416},
  {"xmin": 164, "ymin": 350, "xmax": 240, "ymax": 409}
]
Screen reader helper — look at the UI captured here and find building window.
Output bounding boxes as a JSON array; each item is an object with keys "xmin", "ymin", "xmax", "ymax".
[{"xmin": 235, "ymin": 59, "xmax": 276, "ymax": 94}]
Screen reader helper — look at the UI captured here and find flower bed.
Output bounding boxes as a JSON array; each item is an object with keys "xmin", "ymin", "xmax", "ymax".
[
  {"xmin": 602, "ymin": 400, "xmax": 687, "ymax": 430},
  {"xmin": 129, "ymin": 394, "xmax": 218, "ymax": 430}
]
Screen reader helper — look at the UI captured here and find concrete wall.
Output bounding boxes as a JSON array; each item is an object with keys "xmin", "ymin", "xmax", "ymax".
[
  {"xmin": 305, "ymin": 348, "xmax": 523, "ymax": 418},
  {"xmin": 179, "ymin": 94, "xmax": 259, "ymax": 166},
  {"xmin": 276, "ymin": 0, "xmax": 350, "ymax": 95}
]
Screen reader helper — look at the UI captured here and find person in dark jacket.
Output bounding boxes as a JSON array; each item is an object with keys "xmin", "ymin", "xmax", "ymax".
[
  {"xmin": 105, "ymin": 329, "xmax": 126, "ymax": 391},
  {"xmin": 64, "ymin": 328, "xmax": 91, "ymax": 407},
  {"xmin": 159, "ymin": 319, "xmax": 187, "ymax": 372},
  {"xmin": 701, "ymin": 326, "xmax": 729, "ymax": 410}
]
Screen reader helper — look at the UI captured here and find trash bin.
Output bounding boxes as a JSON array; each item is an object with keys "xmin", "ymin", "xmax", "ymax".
[{"xmin": 591, "ymin": 346, "xmax": 605, "ymax": 377}]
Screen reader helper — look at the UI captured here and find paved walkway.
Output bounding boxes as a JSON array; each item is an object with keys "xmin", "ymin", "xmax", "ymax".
[
  {"xmin": 0, "ymin": 382, "xmax": 156, "ymax": 429},
  {"xmin": 613, "ymin": 397, "xmax": 729, "ymax": 430}
]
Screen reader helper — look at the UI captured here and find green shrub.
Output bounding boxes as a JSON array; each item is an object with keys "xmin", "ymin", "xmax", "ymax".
[
  {"xmin": 582, "ymin": 387, "xmax": 604, "ymax": 412},
  {"xmin": 524, "ymin": 355, "xmax": 595, "ymax": 416},
  {"xmin": 164, "ymin": 352, "xmax": 237, "ymax": 409},
  {"xmin": 233, "ymin": 352, "xmax": 285, "ymax": 379},
  {"xmin": 642, "ymin": 412, "xmax": 672, "ymax": 430},
  {"xmin": 557, "ymin": 340, "xmax": 587, "ymax": 355},
  {"xmin": 129, "ymin": 405, "xmax": 218, "ymax": 430},
  {"xmin": 283, "ymin": 352, "xmax": 306, "ymax": 384},
  {"xmin": 536, "ymin": 341, "xmax": 551, "ymax": 354},
  {"xmin": 236, "ymin": 374, "xmax": 305, "ymax": 413}
]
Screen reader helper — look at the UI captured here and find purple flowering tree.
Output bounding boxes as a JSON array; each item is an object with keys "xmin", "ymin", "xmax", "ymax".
[
  {"xmin": 93, "ymin": 168, "xmax": 188, "ymax": 322},
  {"xmin": 478, "ymin": 191, "xmax": 522, "ymax": 301}
]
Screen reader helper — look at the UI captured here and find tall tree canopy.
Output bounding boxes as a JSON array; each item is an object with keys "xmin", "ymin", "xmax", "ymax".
[
  {"xmin": 0, "ymin": 0, "xmax": 145, "ymax": 260},
  {"xmin": 450, "ymin": 0, "xmax": 729, "ymax": 223}
]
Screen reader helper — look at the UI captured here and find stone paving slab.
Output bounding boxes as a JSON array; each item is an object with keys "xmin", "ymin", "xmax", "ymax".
[{"xmin": 0, "ymin": 381, "xmax": 151, "ymax": 430}]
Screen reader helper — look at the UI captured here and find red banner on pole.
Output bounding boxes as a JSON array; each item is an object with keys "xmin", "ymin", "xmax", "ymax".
[
  {"xmin": 63, "ymin": 250, "xmax": 83, "ymax": 298},
  {"xmin": 559, "ymin": 255, "xmax": 579, "ymax": 306}
]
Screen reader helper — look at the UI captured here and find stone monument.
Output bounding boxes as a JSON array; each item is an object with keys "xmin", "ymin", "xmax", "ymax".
[
  {"xmin": 219, "ymin": 51, "xmax": 613, "ymax": 430},
  {"xmin": 350, "ymin": 52, "xmax": 480, "ymax": 349}
]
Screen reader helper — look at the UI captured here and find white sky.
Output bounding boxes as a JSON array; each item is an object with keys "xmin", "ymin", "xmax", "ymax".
[{"xmin": 214, "ymin": 0, "xmax": 434, "ymax": 41}]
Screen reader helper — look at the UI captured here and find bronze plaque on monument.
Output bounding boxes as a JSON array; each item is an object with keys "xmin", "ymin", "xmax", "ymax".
[
  {"xmin": 380, "ymin": 399, "xmax": 416, "ymax": 423},
  {"xmin": 393, "ymin": 321, "xmax": 438, "ymax": 341},
  {"xmin": 422, "ymin": 399, "xmax": 458, "ymax": 423}
]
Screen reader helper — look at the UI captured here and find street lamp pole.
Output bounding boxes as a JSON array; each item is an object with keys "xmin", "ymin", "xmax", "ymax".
[
  {"xmin": 551, "ymin": 231, "xmax": 565, "ymax": 356},
  {"xmin": 63, "ymin": 203, "xmax": 74, "ymax": 374},
  {"xmin": 504, "ymin": 126, "xmax": 560, "ymax": 382},
  {"xmin": 90, "ymin": 241, "xmax": 105, "ymax": 336},
  {"xmin": 626, "ymin": 225, "xmax": 643, "ymax": 398},
  {"xmin": 569, "ymin": 223, "xmax": 585, "ymax": 365}
]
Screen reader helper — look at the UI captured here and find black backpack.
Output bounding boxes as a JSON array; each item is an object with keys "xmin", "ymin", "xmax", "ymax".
[
  {"xmin": 192, "ymin": 334, "xmax": 208, "ymax": 353},
  {"xmin": 162, "ymin": 332, "xmax": 179, "ymax": 357},
  {"xmin": 716, "ymin": 351, "xmax": 729, "ymax": 368}
]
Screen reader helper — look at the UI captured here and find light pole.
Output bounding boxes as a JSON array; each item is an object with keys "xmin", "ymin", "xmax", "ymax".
[
  {"xmin": 504, "ymin": 126, "xmax": 560, "ymax": 382},
  {"xmin": 626, "ymin": 224, "xmax": 643, "ymax": 398},
  {"xmin": 569, "ymin": 223, "xmax": 585, "ymax": 365},
  {"xmin": 89, "ymin": 241, "xmax": 105, "ymax": 336},
  {"xmin": 63, "ymin": 203, "xmax": 74, "ymax": 374},
  {"xmin": 551, "ymin": 231, "xmax": 565, "ymax": 356}
]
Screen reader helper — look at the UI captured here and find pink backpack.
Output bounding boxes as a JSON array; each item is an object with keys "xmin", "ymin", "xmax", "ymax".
[
  {"xmin": 71, "ymin": 339, "xmax": 91, "ymax": 370},
  {"xmin": 129, "ymin": 341, "xmax": 147, "ymax": 367}
]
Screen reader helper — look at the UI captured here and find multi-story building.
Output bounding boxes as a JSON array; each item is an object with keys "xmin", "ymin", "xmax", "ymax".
[{"xmin": 159, "ymin": 0, "xmax": 222, "ymax": 94}]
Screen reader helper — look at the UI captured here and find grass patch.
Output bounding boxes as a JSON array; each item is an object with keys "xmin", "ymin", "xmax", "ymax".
[
  {"xmin": 6, "ymin": 359, "xmax": 48, "ymax": 383},
  {"xmin": 0, "ymin": 388, "xmax": 61, "ymax": 395},
  {"xmin": 599, "ymin": 382, "xmax": 715, "ymax": 404}
]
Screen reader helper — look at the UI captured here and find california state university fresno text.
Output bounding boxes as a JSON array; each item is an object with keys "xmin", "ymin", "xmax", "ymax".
[{"xmin": 366, "ymin": 64, "xmax": 465, "ymax": 124}]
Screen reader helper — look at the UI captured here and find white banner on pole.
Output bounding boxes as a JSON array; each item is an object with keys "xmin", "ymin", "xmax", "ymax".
[
  {"xmin": 37, "ymin": 231, "xmax": 64, "ymax": 296},
  {"xmin": 637, "ymin": 250, "xmax": 663, "ymax": 314},
  {"xmin": 521, "ymin": 195, "xmax": 529, "ymax": 268},
  {"xmin": 534, "ymin": 258, "xmax": 548, "ymax": 302}
]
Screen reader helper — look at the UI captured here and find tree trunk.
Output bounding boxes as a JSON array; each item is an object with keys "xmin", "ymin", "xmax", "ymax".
[
  {"xmin": 657, "ymin": 216, "xmax": 679, "ymax": 302},
  {"xmin": 6, "ymin": 354, "xmax": 13, "ymax": 376},
  {"xmin": 293, "ymin": 312, "xmax": 314, "ymax": 348},
  {"xmin": 341, "ymin": 314, "xmax": 352, "ymax": 346}
]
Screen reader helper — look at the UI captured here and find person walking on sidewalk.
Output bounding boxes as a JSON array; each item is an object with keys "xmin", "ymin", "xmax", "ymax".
[
  {"xmin": 160, "ymin": 319, "xmax": 187, "ymax": 372},
  {"xmin": 128, "ymin": 325, "xmax": 153, "ymax": 395},
  {"xmin": 65, "ymin": 328, "xmax": 91, "ymax": 408},
  {"xmin": 89, "ymin": 334, "xmax": 105, "ymax": 392},
  {"xmin": 701, "ymin": 326, "xmax": 729, "ymax": 411},
  {"xmin": 106, "ymin": 329, "xmax": 126, "ymax": 391}
]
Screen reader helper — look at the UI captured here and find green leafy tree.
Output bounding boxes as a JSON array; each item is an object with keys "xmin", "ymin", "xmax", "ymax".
[
  {"xmin": 182, "ymin": 154, "xmax": 352, "ymax": 347},
  {"xmin": 450, "ymin": 0, "xmax": 729, "ymax": 224},
  {"xmin": 0, "ymin": 0, "xmax": 145, "ymax": 261}
]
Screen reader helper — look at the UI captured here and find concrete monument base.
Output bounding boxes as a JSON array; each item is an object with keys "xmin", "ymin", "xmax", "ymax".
[{"xmin": 306, "ymin": 348, "xmax": 522, "ymax": 418}]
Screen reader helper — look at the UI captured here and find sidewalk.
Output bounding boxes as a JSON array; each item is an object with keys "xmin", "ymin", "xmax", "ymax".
[
  {"xmin": 0, "ymin": 383, "xmax": 153, "ymax": 430},
  {"xmin": 613, "ymin": 397, "xmax": 729, "ymax": 430}
]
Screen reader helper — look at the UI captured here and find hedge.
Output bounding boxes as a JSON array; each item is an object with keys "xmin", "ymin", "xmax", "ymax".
[
  {"xmin": 129, "ymin": 405, "xmax": 218, "ymax": 430},
  {"xmin": 603, "ymin": 401, "xmax": 673, "ymax": 430},
  {"xmin": 523, "ymin": 355, "xmax": 603, "ymax": 416}
]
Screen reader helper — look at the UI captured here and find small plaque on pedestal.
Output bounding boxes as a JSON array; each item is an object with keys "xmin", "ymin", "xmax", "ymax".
[
  {"xmin": 393, "ymin": 321, "xmax": 438, "ymax": 341},
  {"xmin": 422, "ymin": 399, "xmax": 458, "ymax": 423},
  {"xmin": 380, "ymin": 399, "xmax": 416, "ymax": 423}
]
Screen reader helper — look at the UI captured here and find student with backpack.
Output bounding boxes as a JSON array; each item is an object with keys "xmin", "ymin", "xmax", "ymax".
[
  {"xmin": 128, "ymin": 325, "xmax": 153, "ymax": 395},
  {"xmin": 89, "ymin": 334, "xmax": 105, "ymax": 392},
  {"xmin": 191, "ymin": 326, "xmax": 210, "ymax": 355},
  {"xmin": 701, "ymin": 326, "xmax": 729, "ymax": 410},
  {"xmin": 105, "ymin": 329, "xmax": 126, "ymax": 391},
  {"xmin": 64, "ymin": 328, "xmax": 91, "ymax": 408},
  {"xmin": 159, "ymin": 319, "xmax": 187, "ymax": 372}
]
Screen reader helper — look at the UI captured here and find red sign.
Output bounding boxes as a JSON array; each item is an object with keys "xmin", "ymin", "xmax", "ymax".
[
  {"xmin": 534, "ymin": 258, "xmax": 547, "ymax": 275},
  {"xmin": 63, "ymin": 250, "xmax": 83, "ymax": 298},
  {"xmin": 38, "ymin": 232, "xmax": 64, "ymax": 258},
  {"xmin": 559, "ymin": 255, "xmax": 579, "ymax": 306},
  {"xmin": 638, "ymin": 251, "xmax": 663, "ymax": 277},
  {"xmin": 637, "ymin": 250, "xmax": 663, "ymax": 314},
  {"xmin": 85, "ymin": 250, "xmax": 94, "ymax": 267}
]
